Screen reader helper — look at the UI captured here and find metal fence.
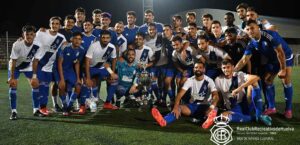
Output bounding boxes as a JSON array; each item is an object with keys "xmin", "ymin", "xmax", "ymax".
[{"xmin": 0, "ymin": 32, "xmax": 18, "ymax": 69}]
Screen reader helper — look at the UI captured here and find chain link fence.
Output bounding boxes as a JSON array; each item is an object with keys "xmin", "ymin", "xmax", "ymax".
[{"xmin": 0, "ymin": 32, "xmax": 18, "ymax": 69}]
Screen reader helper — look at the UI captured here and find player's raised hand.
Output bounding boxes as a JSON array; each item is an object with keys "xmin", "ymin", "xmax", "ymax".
[{"xmin": 278, "ymin": 69, "xmax": 286, "ymax": 79}]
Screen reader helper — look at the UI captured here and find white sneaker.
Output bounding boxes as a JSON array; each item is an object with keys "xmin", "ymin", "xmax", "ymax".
[
  {"xmin": 85, "ymin": 98, "xmax": 91, "ymax": 108},
  {"xmin": 91, "ymin": 97, "xmax": 99, "ymax": 103},
  {"xmin": 90, "ymin": 101, "xmax": 97, "ymax": 112}
]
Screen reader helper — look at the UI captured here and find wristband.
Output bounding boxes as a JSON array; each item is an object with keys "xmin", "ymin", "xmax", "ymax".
[
  {"xmin": 32, "ymin": 74, "xmax": 37, "ymax": 79},
  {"xmin": 106, "ymin": 67, "xmax": 114, "ymax": 74},
  {"xmin": 209, "ymin": 105, "xmax": 215, "ymax": 110}
]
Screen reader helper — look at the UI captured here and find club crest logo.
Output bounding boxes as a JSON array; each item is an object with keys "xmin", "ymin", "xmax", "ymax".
[{"xmin": 210, "ymin": 114, "xmax": 233, "ymax": 145}]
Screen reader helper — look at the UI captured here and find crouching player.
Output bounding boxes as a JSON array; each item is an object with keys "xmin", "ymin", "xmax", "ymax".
[
  {"xmin": 215, "ymin": 59, "xmax": 272, "ymax": 126},
  {"xmin": 85, "ymin": 30, "xmax": 118, "ymax": 110},
  {"xmin": 57, "ymin": 32, "xmax": 85, "ymax": 115},
  {"xmin": 7, "ymin": 25, "xmax": 42, "ymax": 119},
  {"xmin": 115, "ymin": 49, "xmax": 139, "ymax": 107},
  {"xmin": 151, "ymin": 61, "xmax": 219, "ymax": 129}
]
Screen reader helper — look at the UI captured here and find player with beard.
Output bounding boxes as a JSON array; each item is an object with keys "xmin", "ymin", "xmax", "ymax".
[
  {"xmin": 236, "ymin": 3, "xmax": 248, "ymax": 30},
  {"xmin": 114, "ymin": 21, "xmax": 127, "ymax": 57},
  {"xmin": 171, "ymin": 36, "xmax": 194, "ymax": 91},
  {"xmin": 183, "ymin": 12, "xmax": 196, "ymax": 33},
  {"xmin": 196, "ymin": 35, "xmax": 231, "ymax": 80},
  {"xmin": 92, "ymin": 9, "xmax": 102, "ymax": 28},
  {"xmin": 151, "ymin": 61, "xmax": 219, "ymax": 129},
  {"xmin": 138, "ymin": 9, "xmax": 163, "ymax": 35},
  {"xmin": 115, "ymin": 49, "xmax": 139, "ymax": 107},
  {"xmin": 85, "ymin": 30, "xmax": 119, "ymax": 110}
]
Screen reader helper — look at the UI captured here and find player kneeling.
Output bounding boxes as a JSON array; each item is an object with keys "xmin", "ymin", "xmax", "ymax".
[
  {"xmin": 115, "ymin": 49, "xmax": 140, "ymax": 108},
  {"xmin": 151, "ymin": 61, "xmax": 219, "ymax": 129}
]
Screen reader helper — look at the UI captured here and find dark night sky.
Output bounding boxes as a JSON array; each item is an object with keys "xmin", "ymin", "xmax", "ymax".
[{"xmin": 0, "ymin": 0, "xmax": 299, "ymax": 36}]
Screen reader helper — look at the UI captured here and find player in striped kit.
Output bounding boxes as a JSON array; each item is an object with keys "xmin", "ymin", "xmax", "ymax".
[
  {"xmin": 85, "ymin": 30, "xmax": 119, "ymax": 110},
  {"xmin": 7, "ymin": 25, "xmax": 43, "ymax": 119},
  {"xmin": 35, "ymin": 16, "xmax": 67, "ymax": 116}
]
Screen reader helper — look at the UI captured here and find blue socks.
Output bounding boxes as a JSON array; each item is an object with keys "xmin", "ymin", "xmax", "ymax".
[
  {"xmin": 265, "ymin": 84, "xmax": 275, "ymax": 109},
  {"xmin": 106, "ymin": 82, "xmax": 118, "ymax": 103},
  {"xmin": 10, "ymin": 87, "xmax": 40, "ymax": 110},
  {"xmin": 92, "ymin": 87, "xmax": 98, "ymax": 98},
  {"xmin": 264, "ymin": 83, "xmax": 293, "ymax": 111},
  {"xmin": 9, "ymin": 88, "xmax": 17, "ymax": 110},
  {"xmin": 151, "ymin": 81, "xmax": 161, "ymax": 100},
  {"xmin": 167, "ymin": 89, "xmax": 175, "ymax": 100},
  {"xmin": 39, "ymin": 82, "xmax": 49, "ymax": 107},
  {"xmin": 79, "ymin": 85, "xmax": 89, "ymax": 105},
  {"xmin": 252, "ymin": 87, "xmax": 263, "ymax": 118},
  {"xmin": 67, "ymin": 86, "xmax": 72, "ymax": 98},
  {"xmin": 164, "ymin": 113, "xmax": 176, "ymax": 124},
  {"xmin": 284, "ymin": 83, "xmax": 293, "ymax": 111},
  {"xmin": 32, "ymin": 88, "xmax": 40, "ymax": 109},
  {"xmin": 67, "ymin": 92, "xmax": 78, "ymax": 108},
  {"xmin": 59, "ymin": 95, "xmax": 67, "ymax": 108},
  {"xmin": 229, "ymin": 113, "xmax": 251, "ymax": 123}
]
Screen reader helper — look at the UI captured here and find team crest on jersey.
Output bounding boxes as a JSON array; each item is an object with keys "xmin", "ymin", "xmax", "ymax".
[
  {"xmin": 17, "ymin": 45, "xmax": 40, "ymax": 69},
  {"xmin": 263, "ymin": 41, "xmax": 268, "ymax": 47},
  {"xmin": 185, "ymin": 50, "xmax": 193, "ymax": 62},
  {"xmin": 209, "ymin": 51, "xmax": 218, "ymax": 61},
  {"xmin": 140, "ymin": 49, "xmax": 149, "ymax": 62},
  {"xmin": 102, "ymin": 47, "xmax": 113, "ymax": 60},
  {"xmin": 50, "ymin": 36, "xmax": 64, "ymax": 50},
  {"xmin": 197, "ymin": 80, "xmax": 209, "ymax": 101},
  {"xmin": 26, "ymin": 45, "xmax": 39, "ymax": 60},
  {"xmin": 199, "ymin": 85, "xmax": 207, "ymax": 96},
  {"xmin": 117, "ymin": 38, "xmax": 125, "ymax": 47}
]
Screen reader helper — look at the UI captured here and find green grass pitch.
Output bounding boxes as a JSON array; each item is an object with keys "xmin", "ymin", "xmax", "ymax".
[{"xmin": 0, "ymin": 67, "xmax": 299, "ymax": 145}]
